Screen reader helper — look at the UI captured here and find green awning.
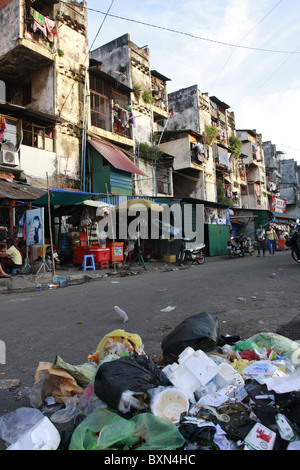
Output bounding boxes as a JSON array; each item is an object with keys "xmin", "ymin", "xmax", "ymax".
[{"xmin": 33, "ymin": 189, "xmax": 100, "ymax": 206}]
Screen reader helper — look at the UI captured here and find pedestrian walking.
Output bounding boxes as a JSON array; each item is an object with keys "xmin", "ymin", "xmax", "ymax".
[
  {"xmin": 267, "ymin": 224, "xmax": 278, "ymax": 256},
  {"xmin": 256, "ymin": 223, "xmax": 266, "ymax": 257}
]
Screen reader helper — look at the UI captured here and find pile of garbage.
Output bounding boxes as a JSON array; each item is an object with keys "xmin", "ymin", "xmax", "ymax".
[{"xmin": 1, "ymin": 311, "xmax": 300, "ymax": 451}]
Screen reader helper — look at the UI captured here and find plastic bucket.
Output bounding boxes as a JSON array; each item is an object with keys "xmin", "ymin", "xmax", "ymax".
[{"xmin": 151, "ymin": 388, "xmax": 189, "ymax": 423}]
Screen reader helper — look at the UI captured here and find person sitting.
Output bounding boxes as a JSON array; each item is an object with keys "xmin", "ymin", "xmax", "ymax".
[
  {"xmin": 123, "ymin": 234, "xmax": 136, "ymax": 264},
  {"xmin": 0, "ymin": 244, "xmax": 11, "ymax": 277},
  {"xmin": 0, "ymin": 239, "xmax": 23, "ymax": 276}
]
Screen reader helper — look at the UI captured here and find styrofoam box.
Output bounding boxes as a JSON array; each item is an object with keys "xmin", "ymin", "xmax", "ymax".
[
  {"xmin": 162, "ymin": 347, "xmax": 219, "ymax": 399},
  {"xmin": 7, "ymin": 417, "xmax": 61, "ymax": 451}
]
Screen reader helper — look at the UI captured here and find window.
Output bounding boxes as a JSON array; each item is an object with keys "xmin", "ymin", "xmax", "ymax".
[
  {"xmin": 0, "ymin": 115, "xmax": 18, "ymax": 147},
  {"xmin": 156, "ymin": 167, "xmax": 170, "ymax": 194},
  {"xmin": 22, "ymin": 121, "xmax": 54, "ymax": 151},
  {"xmin": 90, "ymin": 76, "xmax": 111, "ymax": 131},
  {"xmin": 90, "ymin": 75, "xmax": 131, "ymax": 137}
]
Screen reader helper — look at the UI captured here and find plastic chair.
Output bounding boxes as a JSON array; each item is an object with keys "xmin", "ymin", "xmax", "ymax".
[
  {"xmin": 82, "ymin": 255, "xmax": 96, "ymax": 271},
  {"xmin": 11, "ymin": 268, "xmax": 21, "ymax": 276},
  {"xmin": 99, "ymin": 261, "xmax": 109, "ymax": 270}
]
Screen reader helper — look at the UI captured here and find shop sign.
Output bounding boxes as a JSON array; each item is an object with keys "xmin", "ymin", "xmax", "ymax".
[{"xmin": 271, "ymin": 197, "xmax": 286, "ymax": 214}]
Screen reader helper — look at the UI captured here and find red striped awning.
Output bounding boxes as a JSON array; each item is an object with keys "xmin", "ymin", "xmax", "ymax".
[{"xmin": 89, "ymin": 139, "xmax": 146, "ymax": 177}]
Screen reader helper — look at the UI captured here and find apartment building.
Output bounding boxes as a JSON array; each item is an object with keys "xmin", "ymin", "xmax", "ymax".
[
  {"xmin": 89, "ymin": 34, "xmax": 173, "ymax": 199},
  {"xmin": 160, "ymin": 85, "xmax": 238, "ymax": 205},
  {"xmin": 0, "ymin": 0, "xmax": 89, "ymax": 189},
  {"xmin": 280, "ymin": 158, "xmax": 300, "ymax": 217},
  {"xmin": 236, "ymin": 129, "xmax": 268, "ymax": 210}
]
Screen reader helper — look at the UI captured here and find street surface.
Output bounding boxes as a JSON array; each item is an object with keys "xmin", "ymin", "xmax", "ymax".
[{"xmin": 0, "ymin": 250, "xmax": 299, "ymax": 421}]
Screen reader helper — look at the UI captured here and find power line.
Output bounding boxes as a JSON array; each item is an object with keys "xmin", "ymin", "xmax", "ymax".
[
  {"xmin": 234, "ymin": 46, "xmax": 300, "ymax": 111},
  {"xmin": 60, "ymin": 1, "xmax": 299, "ymax": 55},
  {"xmin": 89, "ymin": 0, "xmax": 115, "ymax": 51},
  {"xmin": 208, "ymin": 0, "xmax": 284, "ymax": 94}
]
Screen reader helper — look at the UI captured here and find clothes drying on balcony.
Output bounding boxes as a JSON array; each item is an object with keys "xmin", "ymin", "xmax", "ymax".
[
  {"xmin": 30, "ymin": 7, "xmax": 57, "ymax": 41},
  {"xmin": 113, "ymin": 104, "xmax": 136, "ymax": 133}
]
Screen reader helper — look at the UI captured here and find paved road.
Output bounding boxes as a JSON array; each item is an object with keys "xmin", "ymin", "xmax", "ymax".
[{"xmin": 0, "ymin": 250, "xmax": 299, "ymax": 420}]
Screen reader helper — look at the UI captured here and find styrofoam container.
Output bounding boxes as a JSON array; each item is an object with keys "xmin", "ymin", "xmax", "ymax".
[
  {"xmin": 7, "ymin": 417, "xmax": 61, "ymax": 451},
  {"xmin": 215, "ymin": 363, "xmax": 244, "ymax": 388},
  {"xmin": 151, "ymin": 388, "xmax": 189, "ymax": 423},
  {"xmin": 162, "ymin": 347, "xmax": 219, "ymax": 399}
]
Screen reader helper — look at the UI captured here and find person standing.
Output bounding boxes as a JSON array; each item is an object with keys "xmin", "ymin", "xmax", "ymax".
[
  {"xmin": 256, "ymin": 223, "xmax": 266, "ymax": 257},
  {"xmin": 267, "ymin": 224, "xmax": 278, "ymax": 256}
]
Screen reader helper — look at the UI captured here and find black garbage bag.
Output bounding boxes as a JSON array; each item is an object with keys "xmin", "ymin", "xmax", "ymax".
[
  {"xmin": 162, "ymin": 312, "xmax": 219, "ymax": 365},
  {"xmin": 179, "ymin": 423, "xmax": 217, "ymax": 449},
  {"xmin": 94, "ymin": 353, "xmax": 171, "ymax": 412}
]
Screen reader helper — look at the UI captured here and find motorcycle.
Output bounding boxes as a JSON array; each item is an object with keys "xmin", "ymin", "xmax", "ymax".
[
  {"xmin": 240, "ymin": 235, "xmax": 255, "ymax": 256},
  {"xmin": 227, "ymin": 235, "xmax": 244, "ymax": 259},
  {"xmin": 285, "ymin": 223, "xmax": 300, "ymax": 264},
  {"xmin": 178, "ymin": 238, "xmax": 206, "ymax": 266}
]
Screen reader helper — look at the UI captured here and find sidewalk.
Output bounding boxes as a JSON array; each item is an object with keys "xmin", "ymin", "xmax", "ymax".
[{"xmin": 0, "ymin": 259, "xmax": 192, "ymax": 294}]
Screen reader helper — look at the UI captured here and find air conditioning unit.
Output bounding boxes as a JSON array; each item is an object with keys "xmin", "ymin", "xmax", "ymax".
[{"xmin": 0, "ymin": 142, "xmax": 18, "ymax": 167}]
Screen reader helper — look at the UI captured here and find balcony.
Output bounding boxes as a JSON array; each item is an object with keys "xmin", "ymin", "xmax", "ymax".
[
  {"xmin": 0, "ymin": 2, "xmax": 56, "ymax": 83},
  {"xmin": 90, "ymin": 100, "xmax": 134, "ymax": 147},
  {"xmin": 89, "ymin": 71, "xmax": 134, "ymax": 147},
  {"xmin": 159, "ymin": 131, "xmax": 207, "ymax": 171},
  {"xmin": 151, "ymin": 71, "xmax": 170, "ymax": 122}
]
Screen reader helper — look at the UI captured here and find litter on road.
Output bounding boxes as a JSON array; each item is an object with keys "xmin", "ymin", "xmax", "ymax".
[{"xmin": 0, "ymin": 312, "xmax": 300, "ymax": 451}]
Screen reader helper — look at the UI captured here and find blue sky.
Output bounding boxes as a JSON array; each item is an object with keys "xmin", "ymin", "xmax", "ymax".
[{"xmin": 86, "ymin": 0, "xmax": 300, "ymax": 163}]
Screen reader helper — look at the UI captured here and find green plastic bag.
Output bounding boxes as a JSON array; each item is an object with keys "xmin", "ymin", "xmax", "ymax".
[
  {"xmin": 69, "ymin": 409, "xmax": 185, "ymax": 450},
  {"xmin": 248, "ymin": 332, "xmax": 300, "ymax": 365},
  {"xmin": 234, "ymin": 340, "xmax": 260, "ymax": 353}
]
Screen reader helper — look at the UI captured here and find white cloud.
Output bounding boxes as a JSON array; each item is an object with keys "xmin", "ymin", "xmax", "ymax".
[{"xmin": 236, "ymin": 80, "xmax": 300, "ymax": 162}]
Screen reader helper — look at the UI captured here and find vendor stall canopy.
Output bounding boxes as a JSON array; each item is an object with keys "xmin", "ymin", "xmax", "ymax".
[{"xmin": 33, "ymin": 189, "xmax": 101, "ymax": 206}]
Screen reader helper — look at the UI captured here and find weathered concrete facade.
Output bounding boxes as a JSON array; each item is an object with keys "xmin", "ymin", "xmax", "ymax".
[
  {"xmin": 0, "ymin": 0, "xmax": 88, "ymax": 189},
  {"xmin": 236, "ymin": 130, "xmax": 268, "ymax": 210},
  {"xmin": 280, "ymin": 158, "xmax": 300, "ymax": 215},
  {"xmin": 162, "ymin": 86, "xmax": 238, "ymax": 205},
  {"xmin": 90, "ymin": 34, "xmax": 172, "ymax": 198}
]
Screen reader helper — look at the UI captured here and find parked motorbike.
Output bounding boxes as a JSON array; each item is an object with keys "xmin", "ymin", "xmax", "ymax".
[
  {"xmin": 285, "ymin": 222, "xmax": 300, "ymax": 264},
  {"xmin": 240, "ymin": 235, "xmax": 255, "ymax": 256},
  {"xmin": 178, "ymin": 238, "xmax": 206, "ymax": 266},
  {"xmin": 227, "ymin": 235, "xmax": 244, "ymax": 259}
]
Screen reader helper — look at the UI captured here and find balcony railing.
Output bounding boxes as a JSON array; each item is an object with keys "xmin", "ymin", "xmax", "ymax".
[{"xmin": 91, "ymin": 96, "xmax": 132, "ymax": 140}]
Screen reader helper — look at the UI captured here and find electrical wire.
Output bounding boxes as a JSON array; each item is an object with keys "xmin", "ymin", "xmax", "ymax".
[
  {"xmin": 59, "ymin": 0, "xmax": 299, "ymax": 55},
  {"xmin": 234, "ymin": 46, "xmax": 300, "ymax": 111},
  {"xmin": 89, "ymin": 0, "xmax": 115, "ymax": 52},
  {"xmin": 208, "ymin": 0, "xmax": 284, "ymax": 95}
]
